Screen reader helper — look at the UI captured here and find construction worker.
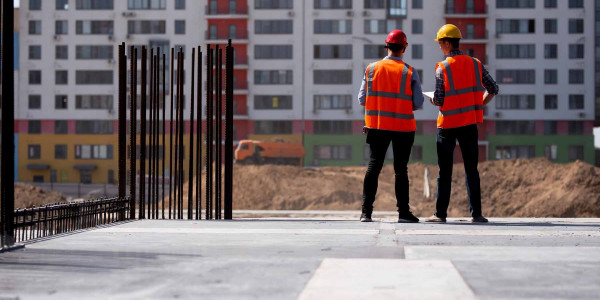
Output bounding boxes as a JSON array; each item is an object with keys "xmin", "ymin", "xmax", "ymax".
[
  {"xmin": 358, "ymin": 29, "xmax": 423, "ymax": 223},
  {"xmin": 424, "ymin": 24, "xmax": 499, "ymax": 223}
]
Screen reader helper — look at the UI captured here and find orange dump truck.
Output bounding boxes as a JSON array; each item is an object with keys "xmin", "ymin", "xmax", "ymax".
[{"xmin": 235, "ymin": 140, "xmax": 305, "ymax": 165}]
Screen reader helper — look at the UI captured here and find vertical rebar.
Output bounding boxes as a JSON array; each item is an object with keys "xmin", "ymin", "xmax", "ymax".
[
  {"xmin": 118, "ymin": 43, "xmax": 127, "ymax": 216},
  {"xmin": 148, "ymin": 48, "xmax": 154, "ymax": 219},
  {"xmin": 174, "ymin": 49, "xmax": 181, "ymax": 219},
  {"xmin": 188, "ymin": 48, "xmax": 196, "ymax": 219},
  {"xmin": 196, "ymin": 46, "xmax": 202, "ymax": 220},
  {"xmin": 139, "ymin": 46, "xmax": 147, "ymax": 219},
  {"xmin": 129, "ymin": 46, "xmax": 137, "ymax": 219},
  {"xmin": 224, "ymin": 40, "xmax": 234, "ymax": 220},
  {"xmin": 162, "ymin": 53, "xmax": 166, "ymax": 219},
  {"xmin": 216, "ymin": 48, "xmax": 223, "ymax": 219},
  {"xmin": 154, "ymin": 53, "xmax": 160, "ymax": 219},
  {"xmin": 206, "ymin": 46, "xmax": 213, "ymax": 220},
  {"xmin": 178, "ymin": 50, "xmax": 185, "ymax": 219},
  {"xmin": 169, "ymin": 48, "xmax": 174, "ymax": 219}
]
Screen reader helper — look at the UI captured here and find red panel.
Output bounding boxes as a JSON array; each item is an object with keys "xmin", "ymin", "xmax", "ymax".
[
  {"xmin": 292, "ymin": 120, "xmax": 303, "ymax": 134},
  {"xmin": 304, "ymin": 120, "xmax": 314, "ymax": 134},
  {"xmin": 422, "ymin": 120, "xmax": 438, "ymax": 135},
  {"xmin": 234, "ymin": 95, "xmax": 247, "ymax": 115},
  {"xmin": 584, "ymin": 120, "xmax": 594, "ymax": 135},
  {"xmin": 207, "ymin": 19, "xmax": 248, "ymax": 40},
  {"xmin": 535, "ymin": 120, "xmax": 545, "ymax": 135},
  {"xmin": 41, "ymin": 120, "xmax": 54, "ymax": 134},
  {"xmin": 237, "ymin": 119, "xmax": 250, "ymax": 140},
  {"xmin": 68, "ymin": 120, "xmax": 76, "ymax": 134},
  {"xmin": 352, "ymin": 120, "xmax": 364, "ymax": 134},
  {"xmin": 17, "ymin": 120, "xmax": 27, "ymax": 133},
  {"xmin": 557, "ymin": 121, "xmax": 568, "ymax": 135},
  {"xmin": 478, "ymin": 145, "xmax": 487, "ymax": 161}
]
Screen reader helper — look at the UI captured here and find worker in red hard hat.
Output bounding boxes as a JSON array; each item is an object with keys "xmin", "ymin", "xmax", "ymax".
[{"xmin": 358, "ymin": 29, "xmax": 424, "ymax": 223}]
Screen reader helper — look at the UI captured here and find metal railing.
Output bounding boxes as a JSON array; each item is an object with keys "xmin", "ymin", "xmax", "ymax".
[{"xmin": 12, "ymin": 197, "xmax": 129, "ymax": 244}]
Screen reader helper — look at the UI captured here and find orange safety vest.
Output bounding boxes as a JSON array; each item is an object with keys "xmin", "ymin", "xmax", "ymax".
[
  {"xmin": 364, "ymin": 58, "xmax": 416, "ymax": 132},
  {"xmin": 436, "ymin": 55, "xmax": 485, "ymax": 129}
]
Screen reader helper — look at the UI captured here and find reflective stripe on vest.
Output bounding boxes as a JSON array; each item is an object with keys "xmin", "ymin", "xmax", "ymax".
[
  {"xmin": 437, "ymin": 56, "xmax": 485, "ymax": 129},
  {"xmin": 364, "ymin": 59, "xmax": 416, "ymax": 132}
]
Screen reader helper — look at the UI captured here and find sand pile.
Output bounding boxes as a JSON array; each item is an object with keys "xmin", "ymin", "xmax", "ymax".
[
  {"xmin": 179, "ymin": 158, "xmax": 600, "ymax": 217},
  {"xmin": 14, "ymin": 183, "xmax": 67, "ymax": 209}
]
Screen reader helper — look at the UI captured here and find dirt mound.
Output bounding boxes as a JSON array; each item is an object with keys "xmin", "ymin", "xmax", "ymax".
[
  {"xmin": 14, "ymin": 183, "xmax": 68, "ymax": 209},
  {"xmin": 178, "ymin": 158, "xmax": 600, "ymax": 217}
]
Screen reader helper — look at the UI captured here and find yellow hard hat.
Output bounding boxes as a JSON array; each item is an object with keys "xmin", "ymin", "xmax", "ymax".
[{"xmin": 435, "ymin": 24, "xmax": 462, "ymax": 41}]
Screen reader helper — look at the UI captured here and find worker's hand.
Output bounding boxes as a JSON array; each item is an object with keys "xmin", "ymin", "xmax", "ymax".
[{"xmin": 428, "ymin": 97, "xmax": 436, "ymax": 106}]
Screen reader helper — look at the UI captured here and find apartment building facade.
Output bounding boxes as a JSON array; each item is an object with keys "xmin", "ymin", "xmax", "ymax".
[{"xmin": 16, "ymin": 0, "xmax": 596, "ymax": 183}]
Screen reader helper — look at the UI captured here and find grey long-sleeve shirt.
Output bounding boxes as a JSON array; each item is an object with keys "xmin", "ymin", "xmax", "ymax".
[{"xmin": 357, "ymin": 56, "xmax": 424, "ymax": 110}]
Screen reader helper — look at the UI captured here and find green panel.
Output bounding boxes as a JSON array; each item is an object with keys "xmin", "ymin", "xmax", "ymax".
[
  {"xmin": 487, "ymin": 135, "xmax": 595, "ymax": 164},
  {"xmin": 303, "ymin": 134, "xmax": 438, "ymax": 166}
]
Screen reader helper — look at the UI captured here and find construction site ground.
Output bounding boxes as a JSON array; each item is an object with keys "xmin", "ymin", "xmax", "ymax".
[{"xmin": 2, "ymin": 212, "xmax": 600, "ymax": 299}]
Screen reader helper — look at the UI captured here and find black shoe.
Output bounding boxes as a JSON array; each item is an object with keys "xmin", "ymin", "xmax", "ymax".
[
  {"xmin": 471, "ymin": 216, "xmax": 488, "ymax": 223},
  {"xmin": 360, "ymin": 212, "xmax": 372, "ymax": 222},
  {"xmin": 424, "ymin": 215, "xmax": 447, "ymax": 223},
  {"xmin": 398, "ymin": 211, "xmax": 419, "ymax": 223}
]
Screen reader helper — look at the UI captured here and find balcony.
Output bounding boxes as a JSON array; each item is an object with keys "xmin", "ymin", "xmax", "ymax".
[
  {"xmin": 206, "ymin": 4, "xmax": 248, "ymax": 17},
  {"xmin": 444, "ymin": 3, "xmax": 488, "ymax": 17},
  {"xmin": 461, "ymin": 30, "xmax": 489, "ymax": 43},
  {"xmin": 205, "ymin": 29, "xmax": 248, "ymax": 42}
]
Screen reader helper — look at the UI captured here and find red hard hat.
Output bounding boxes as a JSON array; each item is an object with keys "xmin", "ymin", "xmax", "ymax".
[{"xmin": 385, "ymin": 30, "xmax": 407, "ymax": 45}]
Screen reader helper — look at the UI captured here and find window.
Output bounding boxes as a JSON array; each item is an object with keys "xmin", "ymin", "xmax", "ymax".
[
  {"xmin": 544, "ymin": 44, "xmax": 557, "ymax": 58},
  {"xmin": 496, "ymin": 95, "xmax": 535, "ymax": 109},
  {"xmin": 496, "ymin": 19, "xmax": 535, "ymax": 34},
  {"xmin": 254, "ymin": 70, "xmax": 293, "ymax": 84},
  {"xmin": 30, "ymin": 0, "xmax": 41, "ymax": 10},
  {"xmin": 465, "ymin": 24, "xmax": 474, "ymax": 39},
  {"xmin": 496, "ymin": 121, "xmax": 535, "ymax": 134},
  {"xmin": 314, "ymin": 95, "xmax": 352, "ymax": 110},
  {"xmin": 544, "ymin": 19, "xmax": 557, "ymax": 33},
  {"xmin": 108, "ymin": 170, "xmax": 115, "ymax": 184},
  {"xmin": 496, "ymin": 0, "xmax": 534, "ymax": 8},
  {"xmin": 314, "ymin": 45, "xmax": 352, "ymax": 59},
  {"xmin": 314, "ymin": 145, "xmax": 352, "ymax": 160},
  {"xmin": 412, "ymin": 19, "xmax": 423, "ymax": 34},
  {"xmin": 569, "ymin": 95, "xmax": 584, "ymax": 109},
  {"xmin": 75, "ymin": 120, "xmax": 114, "ymax": 134},
  {"xmin": 56, "ymin": 0, "xmax": 68, "ymax": 10},
  {"xmin": 255, "ymin": 45, "xmax": 293, "ymax": 59},
  {"xmin": 209, "ymin": 0, "xmax": 217, "ymax": 13},
  {"xmin": 256, "ymin": 0, "xmax": 293, "ymax": 9},
  {"xmin": 313, "ymin": 121, "xmax": 352, "ymax": 134},
  {"xmin": 127, "ymin": 20, "xmax": 165, "ymax": 34},
  {"xmin": 544, "ymin": 69, "xmax": 557, "ymax": 84},
  {"xmin": 388, "ymin": 0, "xmax": 407, "ymax": 17},
  {"xmin": 75, "ymin": 145, "xmax": 114, "ymax": 159},
  {"xmin": 55, "ymin": 145, "xmax": 68, "ymax": 159},
  {"xmin": 496, "ymin": 146, "xmax": 535, "ymax": 159},
  {"xmin": 53, "ymin": 21, "xmax": 68, "ymax": 36},
  {"xmin": 569, "ymin": 44, "xmax": 584, "ymax": 59},
  {"xmin": 412, "ymin": 0, "xmax": 422, "ymax": 9},
  {"xmin": 254, "ymin": 95, "xmax": 293, "ymax": 109},
  {"xmin": 29, "ymin": 95, "xmax": 41, "ymax": 109},
  {"xmin": 569, "ymin": 69, "xmax": 584, "ymax": 84},
  {"xmin": 76, "ymin": 71, "xmax": 113, "ymax": 84},
  {"xmin": 175, "ymin": 0, "xmax": 185, "ymax": 9},
  {"xmin": 229, "ymin": 0, "xmax": 237, "ymax": 13},
  {"xmin": 254, "ymin": 121, "xmax": 292, "ymax": 134},
  {"xmin": 175, "ymin": 20, "xmax": 185, "ymax": 34},
  {"xmin": 28, "ymin": 145, "xmax": 42, "ymax": 159},
  {"xmin": 544, "ymin": 95, "xmax": 557, "ymax": 109},
  {"xmin": 29, "ymin": 20, "xmax": 42, "ymax": 35},
  {"xmin": 55, "ymin": 120, "xmax": 68, "ymax": 134},
  {"xmin": 56, "ymin": 45, "xmax": 69, "ymax": 59},
  {"xmin": 80, "ymin": 171, "xmax": 91, "ymax": 184},
  {"xmin": 412, "ymin": 44, "xmax": 423, "ymax": 59},
  {"xmin": 314, "ymin": 70, "xmax": 352, "ymax": 84},
  {"xmin": 29, "ymin": 70, "xmax": 42, "ymax": 85},
  {"xmin": 76, "ymin": 21, "xmax": 114, "ymax": 34},
  {"xmin": 76, "ymin": 45, "xmax": 113, "ymax": 59},
  {"xmin": 496, "ymin": 70, "xmax": 535, "ymax": 84},
  {"xmin": 229, "ymin": 25, "xmax": 237, "ymax": 39},
  {"xmin": 545, "ymin": 145, "xmax": 557, "ymax": 161},
  {"xmin": 208, "ymin": 25, "xmax": 217, "ymax": 39},
  {"xmin": 77, "ymin": 0, "xmax": 114, "ymax": 9},
  {"xmin": 314, "ymin": 0, "xmax": 351, "ymax": 9},
  {"xmin": 568, "ymin": 19, "xmax": 584, "ymax": 33},
  {"xmin": 496, "ymin": 44, "xmax": 535, "ymax": 59},
  {"xmin": 76, "ymin": 95, "xmax": 114, "ymax": 109},
  {"xmin": 569, "ymin": 0, "xmax": 583, "ymax": 8},
  {"xmin": 364, "ymin": 45, "xmax": 386, "ymax": 59},
  {"xmin": 127, "ymin": 0, "xmax": 165, "ymax": 9},
  {"xmin": 568, "ymin": 121, "xmax": 584, "ymax": 135},
  {"xmin": 364, "ymin": 19, "xmax": 402, "ymax": 34},
  {"xmin": 255, "ymin": 20, "xmax": 293, "ymax": 34},
  {"xmin": 55, "ymin": 95, "xmax": 68, "ymax": 109},
  {"xmin": 568, "ymin": 145, "xmax": 584, "ymax": 161},
  {"xmin": 544, "ymin": 121, "xmax": 557, "ymax": 134},
  {"xmin": 56, "ymin": 70, "xmax": 68, "ymax": 85},
  {"xmin": 29, "ymin": 120, "xmax": 42, "ymax": 134},
  {"xmin": 29, "ymin": 45, "xmax": 41, "ymax": 59},
  {"xmin": 314, "ymin": 20, "xmax": 352, "ymax": 34},
  {"xmin": 365, "ymin": 0, "xmax": 385, "ymax": 8},
  {"xmin": 544, "ymin": 0, "xmax": 557, "ymax": 8}
]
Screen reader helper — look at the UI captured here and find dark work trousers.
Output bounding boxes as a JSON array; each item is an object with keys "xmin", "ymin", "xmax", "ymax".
[
  {"xmin": 362, "ymin": 129, "xmax": 415, "ymax": 214},
  {"xmin": 435, "ymin": 124, "xmax": 482, "ymax": 218}
]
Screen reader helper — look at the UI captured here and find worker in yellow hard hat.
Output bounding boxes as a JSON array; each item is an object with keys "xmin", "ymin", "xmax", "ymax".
[{"xmin": 424, "ymin": 24, "xmax": 499, "ymax": 224}]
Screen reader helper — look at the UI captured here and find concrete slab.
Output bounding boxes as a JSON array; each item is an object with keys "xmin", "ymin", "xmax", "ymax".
[
  {"xmin": 405, "ymin": 246, "xmax": 600, "ymax": 262},
  {"xmin": 298, "ymin": 258, "xmax": 475, "ymax": 300}
]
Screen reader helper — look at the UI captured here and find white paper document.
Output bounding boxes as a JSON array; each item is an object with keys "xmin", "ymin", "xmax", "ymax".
[{"xmin": 422, "ymin": 91, "xmax": 434, "ymax": 100}]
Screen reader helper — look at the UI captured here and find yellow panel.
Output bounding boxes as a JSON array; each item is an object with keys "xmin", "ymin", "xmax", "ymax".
[{"xmin": 248, "ymin": 134, "xmax": 302, "ymax": 143}]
